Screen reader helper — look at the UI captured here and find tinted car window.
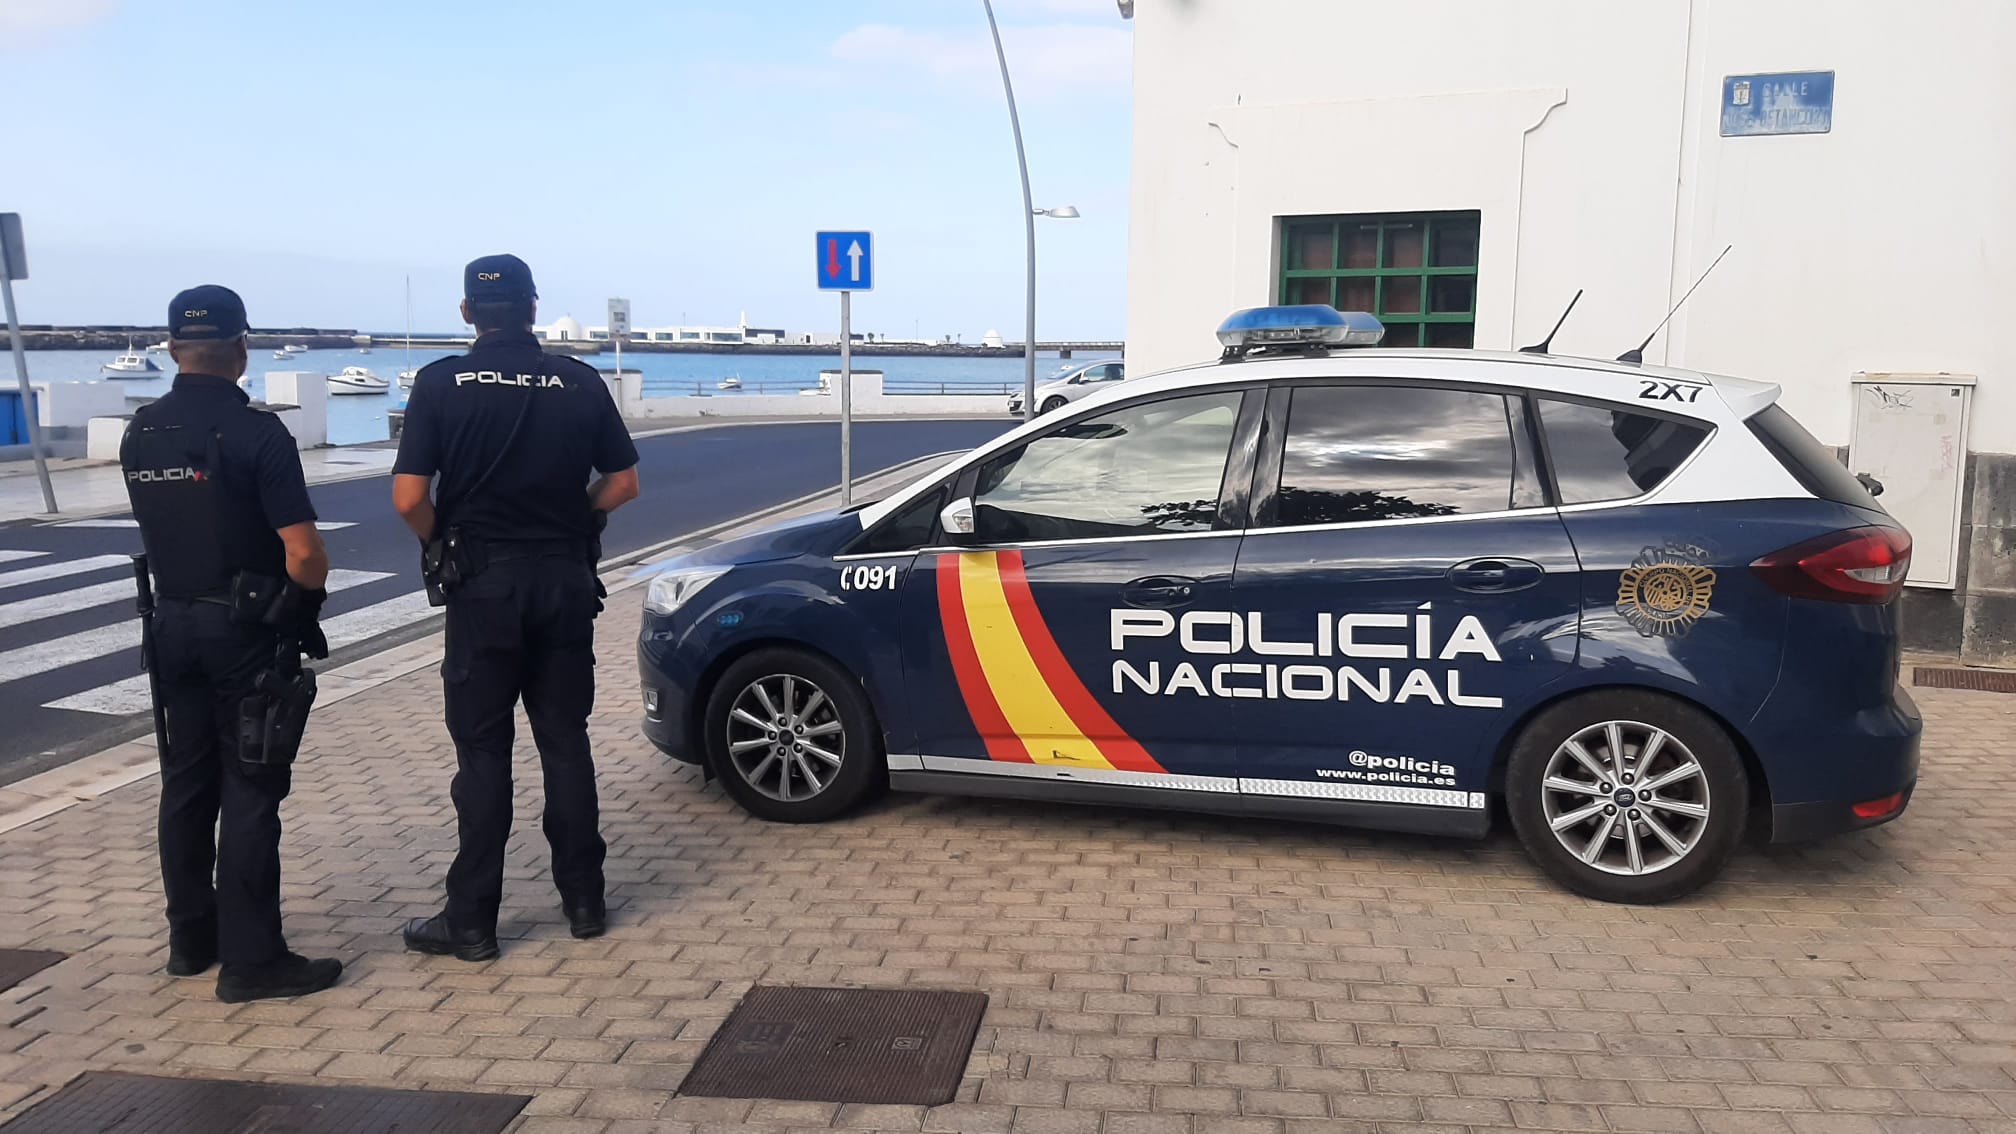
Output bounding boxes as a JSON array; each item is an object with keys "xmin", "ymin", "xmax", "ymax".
[
  {"xmin": 1746, "ymin": 403, "xmax": 1884, "ymax": 511},
  {"xmin": 1538, "ymin": 398, "xmax": 1712, "ymax": 504},
  {"xmin": 850, "ymin": 484, "xmax": 946, "ymax": 554},
  {"xmin": 1272, "ymin": 385, "xmax": 1520, "ymax": 527},
  {"xmin": 974, "ymin": 390, "xmax": 1245, "ymax": 543}
]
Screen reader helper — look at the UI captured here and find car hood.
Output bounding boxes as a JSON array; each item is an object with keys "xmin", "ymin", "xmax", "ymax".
[{"xmin": 643, "ymin": 508, "xmax": 862, "ymax": 572}]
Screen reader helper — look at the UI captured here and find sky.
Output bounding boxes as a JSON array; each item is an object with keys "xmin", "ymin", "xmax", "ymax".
[{"xmin": 0, "ymin": 0, "xmax": 1132, "ymax": 338}]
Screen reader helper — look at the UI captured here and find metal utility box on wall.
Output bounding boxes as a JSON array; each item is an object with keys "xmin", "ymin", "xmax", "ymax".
[{"xmin": 1848, "ymin": 373, "xmax": 1975, "ymax": 589}]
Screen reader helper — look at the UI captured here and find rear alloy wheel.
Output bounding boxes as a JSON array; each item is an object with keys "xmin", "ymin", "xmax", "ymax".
[
  {"xmin": 1506, "ymin": 692, "xmax": 1748, "ymax": 903},
  {"xmin": 705, "ymin": 649, "xmax": 882, "ymax": 823},
  {"xmin": 1040, "ymin": 395, "xmax": 1070, "ymax": 414}
]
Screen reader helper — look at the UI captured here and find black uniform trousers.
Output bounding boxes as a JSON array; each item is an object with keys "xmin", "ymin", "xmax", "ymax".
[
  {"xmin": 441, "ymin": 547, "xmax": 607, "ymax": 934},
  {"xmin": 153, "ymin": 600, "xmax": 292, "ymax": 968}
]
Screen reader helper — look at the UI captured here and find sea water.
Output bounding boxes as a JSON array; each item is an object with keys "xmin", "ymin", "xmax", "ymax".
[{"xmin": 20, "ymin": 348, "xmax": 1087, "ymax": 446}]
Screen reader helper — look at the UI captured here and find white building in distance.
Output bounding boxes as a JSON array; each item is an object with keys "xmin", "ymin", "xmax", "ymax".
[{"xmin": 1123, "ymin": 0, "xmax": 2016, "ymax": 662}]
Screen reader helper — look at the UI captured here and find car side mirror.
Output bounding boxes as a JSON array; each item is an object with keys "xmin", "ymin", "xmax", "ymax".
[{"xmin": 940, "ymin": 497, "xmax": 977, "ymax": 542}]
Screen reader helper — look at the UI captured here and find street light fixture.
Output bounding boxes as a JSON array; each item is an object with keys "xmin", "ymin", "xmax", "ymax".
[{"xmin": 983, "ymin": 0, "xmax": 1079, "ymax": 421}]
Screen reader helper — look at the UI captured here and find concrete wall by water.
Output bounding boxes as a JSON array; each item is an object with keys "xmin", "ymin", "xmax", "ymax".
[{"xmin": 617, "ymin": 371, "xmax": 1005, "ymax": 420}]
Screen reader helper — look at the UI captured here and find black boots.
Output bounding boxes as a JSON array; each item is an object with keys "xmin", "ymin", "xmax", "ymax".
[
  {"xmin": 402, "ymin": 914, "xmax": 500, "ymax": 962},
  {"xmin": 165, "ymin": 939, "xmax": 216, "ymax": 978},
  {"xmin": 215, "ymin": 952, "xmax": 343, "ymax": 1003},
  {"xmin": 564, "ymin": 900, "xmax": 607, "ymax": 940}
]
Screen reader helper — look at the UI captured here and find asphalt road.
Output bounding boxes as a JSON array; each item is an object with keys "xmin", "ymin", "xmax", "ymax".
[{"xmin": 0, "ymin": 418, "xmax": 1012, "ymax": 783}]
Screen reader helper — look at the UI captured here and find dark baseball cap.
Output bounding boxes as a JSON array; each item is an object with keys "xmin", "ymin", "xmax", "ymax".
[
  {"xmin": 167, "ymin": 285, "xmax": 248, "ymax": 341},
  {"xmin": 464, "ymin": 254, "xmax": 537, "ymax": 303}
]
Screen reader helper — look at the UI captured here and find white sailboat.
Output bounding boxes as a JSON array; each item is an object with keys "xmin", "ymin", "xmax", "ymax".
[
  {"xmin": 396, "ymin": 274, "xmax": 418, "ymax": 391},
  {"xmin": 328, "ymin": 366, "xmax": 390, "ymax": 395}
]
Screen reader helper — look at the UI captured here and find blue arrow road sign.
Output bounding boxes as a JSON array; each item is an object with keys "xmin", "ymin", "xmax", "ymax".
[{"xmin": 816, "ymin": 231, "xmax": 873, "ymax": 291}]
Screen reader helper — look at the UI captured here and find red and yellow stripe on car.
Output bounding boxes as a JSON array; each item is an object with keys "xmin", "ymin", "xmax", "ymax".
[{"xmin": 936, "ymin": 550, "xmax": 1166, "ymax": 773}]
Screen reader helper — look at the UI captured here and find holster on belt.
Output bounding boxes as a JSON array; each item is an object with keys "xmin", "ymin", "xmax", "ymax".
[
  {"xmin": 235, "ymin": 644, "xmax": 317, "ymax": 767},
  {"xmin": 422, "ymin": 526, "xmax": 487, "ymax": 607}
]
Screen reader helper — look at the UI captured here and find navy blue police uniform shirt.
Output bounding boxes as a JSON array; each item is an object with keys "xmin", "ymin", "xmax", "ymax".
[
  {"xmin": 392, "ymin": 329, "xmax": 639, "ymax": 543},
  {"xmin": 155, "ymin": 374, "xmax": 319, "ymax": 532}
]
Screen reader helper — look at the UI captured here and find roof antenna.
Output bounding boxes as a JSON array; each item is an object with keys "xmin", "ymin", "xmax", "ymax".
[
  {"xmin": 1519, "ymin": 289, "xmax": 1582, "ymax": 354},
  {"xmin": 1619, "ymin": 245, "xmax": 1731, "ymax": 364}
]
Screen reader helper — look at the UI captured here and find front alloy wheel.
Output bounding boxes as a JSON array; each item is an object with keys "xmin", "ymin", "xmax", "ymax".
[
  {"xmin": 1506, "ymin": 691, "xmax": 1748, "ymax": 903},
  {"xmin": 724, "ymin": 673, "xmax": 845, "ymax": 803},
  {"xmin": 704, "ymin": 648, "xmax": 883, "ymax": 822}
]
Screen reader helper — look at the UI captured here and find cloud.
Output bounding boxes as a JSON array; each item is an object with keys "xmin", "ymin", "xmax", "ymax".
[
  {"xmin": 831, "ymin": 21, "xmax": 1131, "ymax": 95},
  {"xmin": 0, "ymin": 0, "xmax": 120, "ymax": 38}
]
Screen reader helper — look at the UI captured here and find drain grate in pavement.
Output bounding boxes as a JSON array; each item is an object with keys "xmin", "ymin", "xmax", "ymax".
[
  {"xmin": 0, "ymin": 950, "xmax": 63, "ymax": 994},
  {"xmin": 0, "ymin": 1071, "xmax": 529, "ymax": 1133},
  {"xmin": 679, "ymin": 985, "xmax": 988, "ymax": 1106},
  {"xmin": 1915, "ymin": 666, "xmax": 2016, "ymax": 694}
]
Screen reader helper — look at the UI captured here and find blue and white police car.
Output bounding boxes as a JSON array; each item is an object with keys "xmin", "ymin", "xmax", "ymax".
[{"xmin": 637, "ymin": 306, "xmax": 1919, "ymax": 903}]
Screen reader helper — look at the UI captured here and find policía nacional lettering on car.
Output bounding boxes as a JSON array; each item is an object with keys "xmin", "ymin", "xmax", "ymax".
[
  {"xmin": 636, "ymin": 304, "xmax": 1922, "ymax": 905},
  {"xmin": 1108, "ymin": 605, "xmax": 1503, "ymax": 707}
]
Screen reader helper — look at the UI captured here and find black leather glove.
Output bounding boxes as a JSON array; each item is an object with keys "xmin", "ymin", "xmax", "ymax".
[{"xmin": 294, "ymin": 586, "xmax": 330, "ymax": 660}]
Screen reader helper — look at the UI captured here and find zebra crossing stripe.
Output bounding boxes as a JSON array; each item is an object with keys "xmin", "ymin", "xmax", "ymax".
[
  {"xmin": 0, "ymin": 569, "xmax": 392, "ymax": 688},
  {"xmin": 0, "ymin": 551, "xmax": 50, "ymax": 565},
  {"xmin": 0, "ymin": 555, "xmax": 133, "ymax": 592},
  {"xmin": 43, "ymin": 587, "xmax": 436, "ymax": 716}
]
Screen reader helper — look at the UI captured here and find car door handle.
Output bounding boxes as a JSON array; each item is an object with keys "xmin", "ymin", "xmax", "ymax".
[
  {"xmin": 1447, "ymin": 558, "xmax": 1545, "ymax": 594},
  {"xmin": 1121, "ymin": 575, "xmax": 1200, "ymax": 609}
]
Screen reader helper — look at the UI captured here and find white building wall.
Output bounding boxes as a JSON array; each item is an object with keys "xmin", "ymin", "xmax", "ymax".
[{"xmin": 1126, "ymin": 0, "xmax": 2016, "ymax": 453}]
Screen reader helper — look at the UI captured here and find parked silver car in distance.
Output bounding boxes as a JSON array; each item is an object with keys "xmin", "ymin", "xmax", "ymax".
[{"xmin": 1005, "ymin": 358, "xmax": 1128, "ymax": 416}]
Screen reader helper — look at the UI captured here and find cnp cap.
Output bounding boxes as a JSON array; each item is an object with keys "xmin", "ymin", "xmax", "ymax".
[
  {"xmin": 167, "ymin": 285, "xmax": 249, "ymax": 341},
  {"xmin": 464, "ymin": 254, "xmax": 537, "ymax": 303}
]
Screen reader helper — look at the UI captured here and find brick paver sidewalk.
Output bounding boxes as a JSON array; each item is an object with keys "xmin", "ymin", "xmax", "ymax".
[{"xmin": 1, "ymin": 595, "xmax": 2012, "ymax": 1133}]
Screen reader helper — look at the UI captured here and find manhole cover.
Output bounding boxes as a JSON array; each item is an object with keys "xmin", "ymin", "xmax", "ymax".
[
  {"xmin": 0, "ymin": 1072, "xmax": 528, "ymax": 1133},
  {"xmin": 1915, "ymin": 666, "xmax": 2016, "ymax": 694},
  {"xmin": 679, "ymin": 985, "xmax": 987, "ymax": 1106},
  {"xmin": 0, "ymin": 950, "xmax": 63, "ymax": 994}
]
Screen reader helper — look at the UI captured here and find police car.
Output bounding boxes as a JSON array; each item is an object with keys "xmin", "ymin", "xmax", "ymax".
[
  {"xmin": 1006, "ymin": 358, "xmax": 1128, "ymax": 417},
  {"xmin": 638, "ymin": 306, "xmax": 1919, "ymax": 903}
]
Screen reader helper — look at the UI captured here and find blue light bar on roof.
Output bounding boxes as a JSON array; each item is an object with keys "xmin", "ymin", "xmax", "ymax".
[{"xmin": 1216, "ymin": 305, "xmax": 1385, "ymax": 352}]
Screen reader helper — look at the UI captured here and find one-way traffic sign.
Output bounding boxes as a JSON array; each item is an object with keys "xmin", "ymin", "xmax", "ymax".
[{"xmin": 816, "ymin": 230, "xmax": 873, "ymax": 291}]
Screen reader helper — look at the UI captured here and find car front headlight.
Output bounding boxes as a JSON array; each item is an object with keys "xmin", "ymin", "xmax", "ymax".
[{"xmin": 643, "ymin": 564, "xmax": 733, "ymax": 616}]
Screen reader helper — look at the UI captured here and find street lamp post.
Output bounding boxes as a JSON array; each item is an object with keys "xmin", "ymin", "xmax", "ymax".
[{"xmin": 982, "ymin": 0, "xmax": 1078, "ymax": 421}]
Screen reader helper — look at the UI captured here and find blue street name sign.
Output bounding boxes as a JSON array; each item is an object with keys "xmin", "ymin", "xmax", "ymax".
[
  {"xmin": 816, "ymin": 231, "xmax": 873, "ymax": 291},
  {"xmin": 1721, "ymin": 71, "xmax": 1834, "ymax": 137}
]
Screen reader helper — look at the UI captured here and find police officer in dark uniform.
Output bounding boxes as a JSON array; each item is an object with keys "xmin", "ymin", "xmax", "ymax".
[
  {"xmin": 394, "ymin": 255, "xmax": 640, "ymax": 961},
  {"xmin": 122, "ymin": 285, "xmax": 342, "ymax": 1002}
]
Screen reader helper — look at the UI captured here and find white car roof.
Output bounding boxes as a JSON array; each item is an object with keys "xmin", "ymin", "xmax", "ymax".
[{"xmin": 859, "ymin": 348, "xmax": 1794, "ymax": 528}]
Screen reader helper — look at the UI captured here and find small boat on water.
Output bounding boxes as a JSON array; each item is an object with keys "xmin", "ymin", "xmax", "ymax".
[
  {"xmin": 145, "ymin": 340, "xmax": 170, "ymax": 354},
  {"xmin": 283, "ymin": 344, "xmax": 308, "ymax": 354},
  {"xmin": 103, "ymin": 340, "xmax": 161, "ymax": 376},
  {"xmin": 357, "ymin": 347, "xmax": 371, "ymax": 354},
  {"xmin": 717, "ymin": 376, "xmax": 742, "ymax": 391},
  {"xmin": 328, "ymin": 366, "xmax": 390, "ymax": 396},
  {"xmin": 397, "ymin": 369, "xmax": 418, "ymax": 390},
  {"xmin": 272, "ymin": 349, "xmax": 293, "ymax": 359}
]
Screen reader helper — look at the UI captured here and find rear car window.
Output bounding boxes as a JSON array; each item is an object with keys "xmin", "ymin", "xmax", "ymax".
[
  {"xmin": 1537, "ymin": 398, "xmax": 1712, "ymax": 504},
  {"xmin": 1270, "ymin": 385, "xmax": 1533, "ymax": 527},
  {"xmin": 1745, "ymin": 403, "xmax": 1883, "ymax": 510}
]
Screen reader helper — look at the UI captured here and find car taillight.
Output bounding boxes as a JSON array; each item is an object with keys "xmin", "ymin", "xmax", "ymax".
[{"xmin": 1751, "ymin": 526, "xmax": 1912, "ymax": 604}]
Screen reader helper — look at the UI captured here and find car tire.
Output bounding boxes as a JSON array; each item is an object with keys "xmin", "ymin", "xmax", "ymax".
[
  {"xmin": 703, "ymin": 648, "xmax": 883, "ymax": 823},
  {"xmin": 1504, "ymin": 691, "xmax": 1749, "ymax": 904},
  {"xmin": 1040, "ymin": 395, "xmax": 1069, "ymax": 414}
]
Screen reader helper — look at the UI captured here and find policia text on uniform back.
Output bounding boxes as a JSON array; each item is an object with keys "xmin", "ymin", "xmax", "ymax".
[{"xmin": 393, "ymin": 254, "xmax": 641, "ymax": 962}]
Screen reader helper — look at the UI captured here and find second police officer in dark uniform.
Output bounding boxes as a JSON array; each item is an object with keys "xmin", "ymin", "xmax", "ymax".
[
  {"xmin": 121, "ymin": 286, "xmax": 342, "ymax": 1003},
  {"xmin": 393, "ymin": 255, "xmax": 640, "ymax": 961}
]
